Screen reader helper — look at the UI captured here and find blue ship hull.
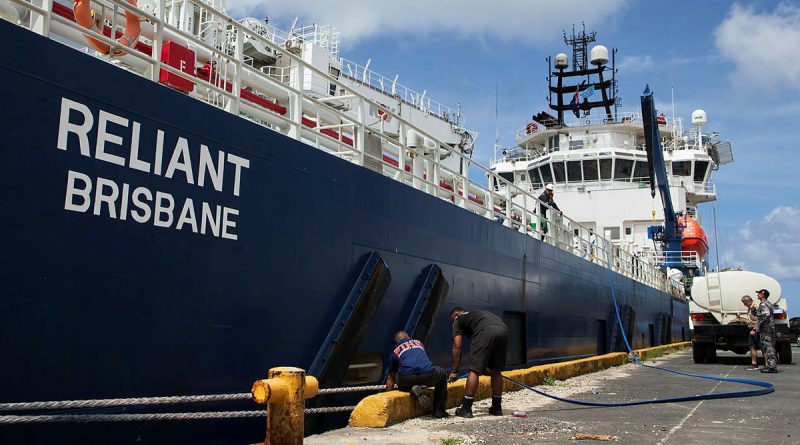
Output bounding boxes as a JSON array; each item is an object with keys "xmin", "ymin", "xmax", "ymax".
[{"xmin": 0, "ymin": 19, "xmax": 688, "ymax": 444}]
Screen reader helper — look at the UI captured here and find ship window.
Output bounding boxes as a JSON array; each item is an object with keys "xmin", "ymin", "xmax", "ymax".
[
  {"xmin": 694, "ymin": 161, "xmax": 709, "ymax": 182},
  {"xmin": 599, "ymin": 158, "xmax": 612, "ymax": 180},
  {"xmin": 529, "ymin": 168, "xmax": 543, "ymax": 188},
  {"xmin": 517, "ymin": 173, "xmax": 527, "ymax": 183},
  {"xmin": 328, "ymin": 66, "xmax": 341, "ymax": 96},
  {"xmin": 633, "ymin": 160, "xmax": 649, "ymax": 182},
  {"xmin": 539, "ymin": 166, "xmax": 554, "ymax": 184},
  {"xmin": 569, "ymin": 139, "xmax": 584, "ymax": 150},
  {"xmin": 614, "ymin": 158, "xmax": 634, "ymax": 181},
  {"xmin": 498, "ymin": 171, "xmax": 514, "ymax": 184},
  {"xmin": 548, "ymin": 135, "xmax": 560, "ymax": 150},
  {"xmin": 583, "ymin": 160, "xmax": 599, "ymax": 181},
  {"xmin": 567, "ymin": 161, "xmax": 582, "ymax": 182},
  {"xmin": 605, "ymin": 227, "xmax": 620, "ymax": 240},
  {"xmin": 625, "ymin": 227, "xmax": 632, "ymax": 235},
  {"xmin": 552, "ymin": 161, "xmax": 566, "ymax": 183},
  {"xmin": 672, "ymin": 161, "xmax": 691, "ymax": 176}
]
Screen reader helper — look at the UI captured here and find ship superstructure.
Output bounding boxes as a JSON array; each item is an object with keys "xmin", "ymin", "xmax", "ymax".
[
  {"xmin": 0, "ymin": 0, "xmax": 681, "ymax": 290},
  {"xmin": 492, "ymin": 26, "xmax": 733, "ymax": 280}
]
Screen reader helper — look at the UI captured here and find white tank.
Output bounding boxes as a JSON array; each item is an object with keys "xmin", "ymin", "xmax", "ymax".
[
  {"xmin": 691, "ymin": 109, "xmax": 708, "ymax": 126},
  {"xmin": 690, "ymin": 270, "xmax": 786, "ymax": 321},
  {"xmin": 555, "ymin": 53, "xmax": 569, "ymax": 69},
  {"xmin": 590, "ymin": 45, "xmax": 609, "ymax": 66}
]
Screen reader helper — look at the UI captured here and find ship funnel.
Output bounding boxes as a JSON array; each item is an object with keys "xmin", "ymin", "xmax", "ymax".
[
  {"xmin": 555, "ymin": 53, "xmax": 569, "ymax": 69},
  {"xmin": 691, "ymin": 109, "xmax": 707, "ymax": 126},
  {"xmin": 590, "ymin": 45, "xmax": 608, "ymax": 66}
]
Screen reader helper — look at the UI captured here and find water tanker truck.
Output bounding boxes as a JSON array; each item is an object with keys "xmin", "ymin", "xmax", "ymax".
[{"xmin": 689, "ymin": 270, "xmax": 791, "ymax": 364}]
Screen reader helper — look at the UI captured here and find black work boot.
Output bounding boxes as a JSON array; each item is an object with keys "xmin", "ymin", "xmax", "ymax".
[
  {"xmin": 410, "ymin": 385, "xmax": 432, "ymax": 409},
  {"xmin": 488, "ymin": 395, "xmax": 503, "ymax": 415},
  {"xmin": 455, "ymin": 396, "xmax": 474, "ymax": 418},
  {"xmin": 432, "ymin": 408, "xmax": 449, "ymax": 418}
]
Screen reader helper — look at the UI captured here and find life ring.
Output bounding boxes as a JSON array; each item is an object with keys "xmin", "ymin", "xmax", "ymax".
[
  {"xmin": 377, "ymin": 103, "xmax": 389, "ymax": 121},
  {"xmin": 73, "ymin": 0, "xmax": 141, "ymax": 56}
]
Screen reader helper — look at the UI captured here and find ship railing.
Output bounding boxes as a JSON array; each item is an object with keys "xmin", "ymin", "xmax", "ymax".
[
  {"xmin": 638, "ymin": 251, "xmax": 701, "ymax": 271},
  {"xmin": 7, "ymin": 0, "xmax": 671, "ymax": 294},
  {"xmin": 689, "ymin": 181, "xmax": 715, "ymax": 195},
  {"xmin": 515, "ymin": 113, "xmax": 683, "ymax": 139},
  {"xmin": 236, "ymin": 20, "xmax": 340, "ymax": 58},
  {"xmin": 339, "ymin": 57, "xmax": 462, "ymax": 127}
]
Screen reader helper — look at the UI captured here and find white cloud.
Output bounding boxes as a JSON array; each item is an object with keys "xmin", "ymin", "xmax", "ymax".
[
  {"xmin": 721, "ymin": 206, "xmax": 800, "ymax": 281},
  {"xmin": 617, "ymin": 55, "xmax": 653, "ymax": 73},
  {"xmin": 226, "ymin": 0, "xmax": 628, "ymax": 44},
  {"xmin": 714, "ymin": 2, "xmax": 800, "ymax": 93}
]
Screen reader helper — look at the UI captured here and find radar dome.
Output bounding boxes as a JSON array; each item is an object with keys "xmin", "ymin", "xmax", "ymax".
[
  {"xmin": 555, "ymin": 53, "xmax": 569, "ymax": 69},
  {"xmin": 691, "ymin": 109, "xmax": 707, "ymax": 126},
  {"xmin": 590, "ymin": 45, "xmax": 609, "ymax": 66}
]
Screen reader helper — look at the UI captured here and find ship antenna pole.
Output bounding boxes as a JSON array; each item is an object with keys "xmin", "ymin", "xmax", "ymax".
[
  {"xmin": 671, "ymin": 75, "xmax": 676, "ymax": 129},
  {"xmin": 494, "ymin": 77, "xmax": 499, "ymax": 162},
  {"xmin": 671, "ymin": 75, "xmax": 678, "ymax": 143}
]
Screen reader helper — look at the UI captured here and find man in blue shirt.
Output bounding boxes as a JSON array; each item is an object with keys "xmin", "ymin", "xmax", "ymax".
[{"xmin": 386, "ymin": 331, "xmax": 448, "ymax": 418}]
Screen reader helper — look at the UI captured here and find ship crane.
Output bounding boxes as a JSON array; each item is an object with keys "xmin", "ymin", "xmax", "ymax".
[{"xmin": 641, "ymin": 85, "xmax": 699, "ymax": 277}]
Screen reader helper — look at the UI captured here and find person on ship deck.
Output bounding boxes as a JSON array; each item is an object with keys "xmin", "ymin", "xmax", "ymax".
[{"xmin": 538, "ymin": 183, "xmax": 560, "ymax": 234}]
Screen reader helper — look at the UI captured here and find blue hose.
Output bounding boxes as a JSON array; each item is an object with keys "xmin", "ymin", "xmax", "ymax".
[{"xmin": 502, "ymin": 241, "xmax": 774, "ymax": 406}]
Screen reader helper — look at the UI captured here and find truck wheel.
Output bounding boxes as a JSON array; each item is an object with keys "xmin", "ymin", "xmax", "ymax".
[
  {"xmin": 778, "ymin": 342, "xmax": 793, "ymax": 364},
  {"xmin": 692, "ymin": 344, "xmax": 705, "ymax": 363},
  {"xmin": 705, "ymin": 344, "xmax": 717, "ymax": 363}
]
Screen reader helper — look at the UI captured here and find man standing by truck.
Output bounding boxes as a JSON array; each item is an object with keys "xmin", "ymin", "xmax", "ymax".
[
  {"xmin": 754, "ymin": 289, "xmax": 778, "ymax": 373},
  {"xmin": 741, "ymin": 295, "xmax": 760, "ymax": 371}
]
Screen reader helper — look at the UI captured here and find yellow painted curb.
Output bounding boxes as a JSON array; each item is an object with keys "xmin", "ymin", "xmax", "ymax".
[
  {"xmin": 349, "ymin": 342, "xmax": 691, "ymax": 427},
  {"xmin": 632, "ymin": 341, "xmax": 690, "ymax": 361}
]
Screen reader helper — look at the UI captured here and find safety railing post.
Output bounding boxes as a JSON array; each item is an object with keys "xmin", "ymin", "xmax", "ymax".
[{"xmin": 251, "ymin": 367, "xmax": 319, "ymax": 445}]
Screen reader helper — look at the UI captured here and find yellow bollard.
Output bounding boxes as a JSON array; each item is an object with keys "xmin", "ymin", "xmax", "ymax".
[{"xmin": 251, "ymin": 367, "xmax": 319, "ymax": 445}]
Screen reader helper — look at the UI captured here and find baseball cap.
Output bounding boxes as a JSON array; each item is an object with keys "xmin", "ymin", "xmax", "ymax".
[
  {"xmin": 755, "ymin": 289, "xmax": 770, "ymax": 298},
  {"xmin": 545, "ymin": 184, "xmax": 554, "ymax": 191}
]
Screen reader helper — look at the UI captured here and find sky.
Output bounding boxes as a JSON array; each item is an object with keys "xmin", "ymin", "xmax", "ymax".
[{"xmin": 226, "ymin": 0, "xmax": 800, "ymax": 305}]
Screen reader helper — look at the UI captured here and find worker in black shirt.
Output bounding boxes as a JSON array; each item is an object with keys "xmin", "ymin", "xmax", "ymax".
[{"xmin": 448, "ymin": 307, "xmax": 509, "ymax": 418}]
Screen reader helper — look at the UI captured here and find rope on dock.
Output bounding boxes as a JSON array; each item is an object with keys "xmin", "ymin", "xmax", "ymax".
[
  {"xmin": 0, "ymin": 384, "xmax": 374, "ymax": 423},
  {"xmin": 317, "ymin": 385, "xmax": 385, "ymax": 395},
  {"xmin": 304, "ymin": 406, "xmax": 356, "ymax": 414},
  {"xmin": 0, "ymin": 393, "xmax": 252, "ymax": 412},
  {"xmin": 0, "ymin": 410, "xmax": 266, "ymax": 424},
  {"xmin": 0, "ymin": 406, "xmax": 357, "ymax": 423}
]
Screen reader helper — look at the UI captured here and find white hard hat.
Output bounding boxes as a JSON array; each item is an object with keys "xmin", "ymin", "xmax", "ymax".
[{"xmin": 545, "ymin": 184, "xmax": 554, "ymax": 191}]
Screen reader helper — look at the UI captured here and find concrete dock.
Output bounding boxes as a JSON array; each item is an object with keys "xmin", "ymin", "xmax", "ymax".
[{"xmin": 306, "ymin": 345, "xmax": 798, "ymax": 444}]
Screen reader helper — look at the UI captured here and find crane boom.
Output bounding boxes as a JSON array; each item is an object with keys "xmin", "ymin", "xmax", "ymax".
[{"xmin": 641, "ymin": 86, "xmax": 685, "ymax": 269}]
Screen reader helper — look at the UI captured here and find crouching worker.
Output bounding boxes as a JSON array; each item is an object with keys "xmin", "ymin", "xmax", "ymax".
[
  {"xmin": 448, "ymin": 307, "xmax": 509, "ymax": 418},
  {"xmin": 385, "ymin": 331, "xmax": 449, "ymax": 418}
]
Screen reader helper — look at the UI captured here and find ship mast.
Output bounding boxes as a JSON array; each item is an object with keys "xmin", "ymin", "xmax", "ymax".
[{"xmin": 545, "ymin": 23, "xmax": 617, "ymax": 126}]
